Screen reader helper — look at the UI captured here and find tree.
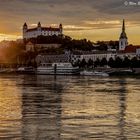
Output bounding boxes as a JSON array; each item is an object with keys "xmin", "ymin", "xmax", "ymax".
[
  {"xmin": 114, "ymin": 57, "xmax": 123, "ymax": 68},
  {"xmin": 123, "ymin": 57, "xmax": 130, "ymax": 68},
  {"xmin": 100, "ymin": 57, "xmax": 107, "ymax": 67},
  {"xmin": 73, "ymin": 59, "xmax": 81, "ymax": 67},
  {"xmin": 130, "ymin": 57, "xmax": 139, "ymax": 68},
  {"xmin": 108, "ymin": 57, "xmax": 115, "ymax": 68},
  {"xmin": 87, "ymin": 59, "xmax": 93, "ymax": 68},
  {"xmin": 94, "ymin": 58, "xmax": 100, "ymax": 67},
  {"xmin": 80, "ymin": 58, "xmax": 87, "ymax": 68}
]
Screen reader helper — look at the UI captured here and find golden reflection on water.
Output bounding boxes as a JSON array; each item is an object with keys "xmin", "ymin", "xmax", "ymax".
[
  {"xmin": 0, "ymin": 76, "xmax": 22, "ymax": 138},
  {"xmin": 0, "ymin": 75, "xmax": 140, "ymax": 139}
]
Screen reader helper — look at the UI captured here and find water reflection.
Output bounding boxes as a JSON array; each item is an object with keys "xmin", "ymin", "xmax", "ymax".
[
  {"xmin": 118, "ymin": 79, "xmax": 127, "ymax": 140},
  {"xmin": 21, "ymin": 75, "xmax": 63, "ymax": 140},
  {"xmin": 0, "ymin": 75, "xmax": 140, "ymax": 139},
  {"xmin": 0, "ymin": 75, "xmax": 22, "ymax": 139}
]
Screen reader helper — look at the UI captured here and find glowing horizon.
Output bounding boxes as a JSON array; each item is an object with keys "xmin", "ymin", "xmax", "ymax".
[{"xmin": 0, "ymin": 0, "xmax": 140, "ymax": 45}]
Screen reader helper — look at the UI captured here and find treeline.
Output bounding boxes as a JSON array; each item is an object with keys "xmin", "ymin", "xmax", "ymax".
[
  {"xmin": 26, "ymin": 35, "xmax": 94, "ymax": 51},
  {"xmin": 0, "ymin": 41, "xmax": 38, "ymax": 67},
  {"xmin": 96, "ymin": 41, "xmax": 119, "ymax": 50},
  {"xmin": 26, "ymin": 35, "xmax": 119, "ymax": 52},
  {"xmin": 0, "ymin": 41, "xmax": 25, "ymax": 63},
  {"xmin": 73, "ymin": 56, "xmax": 140, "ymax": 68}
]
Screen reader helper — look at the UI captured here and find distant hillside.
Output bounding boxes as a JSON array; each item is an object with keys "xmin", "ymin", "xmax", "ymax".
[{"xmin": 25, "ymin": 35, "xmax": 94, "ymax": 51}]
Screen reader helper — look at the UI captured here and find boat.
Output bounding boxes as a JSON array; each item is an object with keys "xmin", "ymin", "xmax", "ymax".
[
  {"xmin": 37, "ymin": 63, "xmax": 80, "ymax": 75},
  {"xmin": 80, "ymin": 70, "xmax": 109, "ymax": 77},
  {"xmin": 108, "ymin": 69, "xmax": 134, "ymax": 76},
  {"xmin": 0, "ymin": 68, "xmax": 16, "ymax": 74},
  {"xmin": 16, "ymin": 66, "xmax": 35, "ymax": 74}
]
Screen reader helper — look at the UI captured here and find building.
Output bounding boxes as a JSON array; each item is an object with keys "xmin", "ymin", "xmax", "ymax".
[
  {"xmin": 36, "ymin": 53, "xmax": 71, "ymax": 64},
  {"xmin": 23, "ymin": 22, "xmax": 63, "ymax": 40},
  {"xmin": 136, "ymin": 48, "xmax": 140, "ymax": 56},
  {"xmin": 119, "ymin": 19, "xmax": 128, "ymax": 51},
  {"xmin": 25, "ymin": 41, "xmax": 61, "ymax": 52},
  {"xmin": 26, "ymin": 41, "xmax": 35, "ymax": 52},
  {"xmin": 71, "ymin": 51, "xmax": 116, "ymax": 63}
]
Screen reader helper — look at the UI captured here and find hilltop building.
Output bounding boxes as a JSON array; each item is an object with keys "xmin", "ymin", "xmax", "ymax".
[
  {"xmin": 23, "ymin": 22, "xmax": 63, "ymax": 40},
  {"xmin": 119, "ymin": 19, "xmax": 128, "ymax": 51},
  {"xmin": 71, "ymin": 19, "xmax": 140, "ymax": 64},
  {"xmin": 27, "ymin": 19, "xmax": 140, "ymax": 65}
]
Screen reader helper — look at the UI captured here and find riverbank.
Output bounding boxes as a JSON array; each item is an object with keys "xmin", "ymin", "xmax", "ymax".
[{"xmin": 0, "ymin": 67, "xmax": 140, "ymax": 76}]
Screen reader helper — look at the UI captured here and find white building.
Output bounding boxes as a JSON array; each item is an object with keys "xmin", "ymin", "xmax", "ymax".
[
  {"xmin": 117, "ymin": 52, "xmax": 136, "ymax": 60},
  {"xmin": 119, "ymin": 19, "xmax": 128, "ymax": 51},
  {"xmin": 36, "ymin": 54, "xmax": 70, "ymax": 64},
  {"xmin": 23, "ymin": 22, "xmax": 63, "ymax": 40},
  {"xmin": 136, "ymin": 48, "xmax": 140, "ymax": 56},
  {"xmin": 72, "ymin": 52, "xmax": 116, "ymax": 63}
]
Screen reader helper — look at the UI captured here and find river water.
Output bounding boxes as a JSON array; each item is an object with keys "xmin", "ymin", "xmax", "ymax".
[{"xmin": 0, "ymin": 75, "xmax": 140, "ymax": 140}]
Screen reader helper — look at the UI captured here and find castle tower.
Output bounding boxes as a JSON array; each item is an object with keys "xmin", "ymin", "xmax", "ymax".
[
  {"xmin": 23, "ymin": 22, "xmax": 28, "ymax": 39},
  {"xmin": 37, "ymin": 22, "xmax": 41, "ymax": 36},
  {"xmin": 119, "ymin": 19, "xmax": 128, "ymax": 51},
  {"xmin": 38, "ymin": 22, "xmax": 41, "ymax": 28},
  {"xmin": 59, "ymin": 23, "xmax": 63, "ymax": 35},
  {"xmin": 37, "ymin": 22, "xmax": 41, "ymax": 30}
]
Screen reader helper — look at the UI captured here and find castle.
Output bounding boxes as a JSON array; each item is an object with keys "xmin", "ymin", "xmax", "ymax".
[{"xmin": 23, "ymin": 22, "xmax": 63, "ymax": 40}]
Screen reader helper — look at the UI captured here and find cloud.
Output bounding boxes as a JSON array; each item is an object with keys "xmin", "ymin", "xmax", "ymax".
[{"xmin": 0, "ymin": 0, "xmax": 140, "ymax": 44}]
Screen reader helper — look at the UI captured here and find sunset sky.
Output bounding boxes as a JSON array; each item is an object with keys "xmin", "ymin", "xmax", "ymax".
[{"xmin": 0, "ymin": 0, "xmax": 140, "ymax": 44}]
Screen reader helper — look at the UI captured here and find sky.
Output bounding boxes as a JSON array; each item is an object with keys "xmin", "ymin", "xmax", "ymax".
[{"xmin": 0, "ymin": 0, "xmax": 140, "ymax": 44}]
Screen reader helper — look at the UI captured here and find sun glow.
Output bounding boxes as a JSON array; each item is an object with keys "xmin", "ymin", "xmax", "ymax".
[{"xmin": 0, "ymin": 34, "xmax": 21, "ymax": 41}]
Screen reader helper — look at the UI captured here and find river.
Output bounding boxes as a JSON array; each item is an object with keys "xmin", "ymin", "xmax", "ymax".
[{"xmin": 0, "ymin": 75, "xmax": 140, "ymax": 140}]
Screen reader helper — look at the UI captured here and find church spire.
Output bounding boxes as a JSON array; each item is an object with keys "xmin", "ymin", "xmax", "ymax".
[
  {"xmin": 119, "ymin": 19, "xmax": 128, "ymax": 51},
  {"xmin": 122, "ymin": 19, "xmax": 125, "ymax": 32},
  {"xmin": 120, "ymin": 19, "xmax": 127, "ymax": 39}
]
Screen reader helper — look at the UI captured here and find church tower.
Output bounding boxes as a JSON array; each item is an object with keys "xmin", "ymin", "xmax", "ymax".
[{"xmin": 119, "ymin": 19, "xmax": 128, "ymax": 51}]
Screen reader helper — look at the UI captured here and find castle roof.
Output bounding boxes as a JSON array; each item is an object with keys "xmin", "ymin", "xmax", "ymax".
[{"xmin": 27, "ymin": 27, "xmax": 60, "ymax": 32}]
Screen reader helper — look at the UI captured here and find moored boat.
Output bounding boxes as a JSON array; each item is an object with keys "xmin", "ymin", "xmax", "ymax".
[
  {"xmin": 108, "ymin": 69, "xmax": 134, "ymax": 76},
  {"xmin": 16, "ymin": 66, "xmax": 36, "ymax": 74},
  {"xmin": 37, "ymin": 63, "xmax": 80, "ymax": 75},
  {"xmin": 80, "ymin": 70, "xmax": 109, "ymax": 77}
]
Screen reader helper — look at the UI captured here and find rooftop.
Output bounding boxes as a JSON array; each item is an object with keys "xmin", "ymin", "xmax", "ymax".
[{"xmin": 27, "ymin": 27, "xmax": 60, "ymax": 32}]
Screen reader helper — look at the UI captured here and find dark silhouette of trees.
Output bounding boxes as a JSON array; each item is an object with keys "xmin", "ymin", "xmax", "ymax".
[
  {"xmin": 100, "ymin": 57, "xmax": 108, "ymax": 67},
  {"xmin": 87, "ymin": 59, "xmax": 93, "ymax": 68},
  {"xmin": 94, "ymin": 58, "xmax": 100, "ymax": 67},
  {"xmin": 80, "ymin": 58, "xmax": 87, "ymax": 68},
  {"xmin": 114, "ymin": 57, "xmax": 123, "ymax": 68},
  {"xmin": 73, "ymin": 59, "xmax": 81, "ymax": 67},
  {"xmin": 27, "ymin": 35, "xmax": 94, "ymax": 51},
  {"xmin": 108, "ymin": 57, "xmax": 115, "ymax": 68},
  {"xmin": 130, "ymin": 57, "xmax": 139, "ymax": 68},
  {"xmin": 123, "ymin": 57, "xmax": 131, "ymax": 68}
]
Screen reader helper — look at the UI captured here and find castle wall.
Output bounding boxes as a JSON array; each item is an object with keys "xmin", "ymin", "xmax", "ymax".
[{"xmin": 23, "ymin": 23, "xmax": 62, "ymax": 39}]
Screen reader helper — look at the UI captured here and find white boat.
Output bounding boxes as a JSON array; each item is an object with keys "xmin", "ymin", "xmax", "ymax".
[
  {"xmin": 37, "ymin": 63, "xmax": 80, "ymax": 75},
  {"xmin": 80, "ymin": 70, "xmax": 109, "ymax": 77},
  {"xmin": 16, "ymin": 66, "xmax": 35, "ymax": 74}
]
